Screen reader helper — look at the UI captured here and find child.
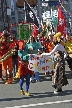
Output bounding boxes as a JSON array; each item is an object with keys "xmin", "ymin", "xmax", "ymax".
[{"xmin": 18, "ymin": 43, "xmax": 33, "ymax": 96}]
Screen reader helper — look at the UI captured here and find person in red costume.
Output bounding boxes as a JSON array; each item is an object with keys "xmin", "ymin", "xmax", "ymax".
[
  {"xmin": 1, "ymin": 36, "xmax": 13, "ymax": 84},
  {"xmin": 0, "ymin": 41, "xmax": 3, "ymax": 81}
]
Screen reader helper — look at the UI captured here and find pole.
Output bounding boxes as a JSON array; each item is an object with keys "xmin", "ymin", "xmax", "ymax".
[
  {"xmin": 1, "ymin": 0, "xmax": 4, "ymax": 22},
  {"xmin": 14, "ymin": 0, "xmax": 18, "ymax": 24},
  {"xmin": 37, "ymin": 0, "xmax": 42, "ymax": 23},
  {"xmin": 24, "ymin": 0, "xmax": 26, "ymax": 22},
  {"xmin": 51, "ymin": 8, "xmax": 52, "ymax": 18}
]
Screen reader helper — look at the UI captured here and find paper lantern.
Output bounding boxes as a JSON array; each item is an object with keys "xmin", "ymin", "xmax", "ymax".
[{"xmin": 16, "ymin": 0, "xmax": 37, "ymax": 7}]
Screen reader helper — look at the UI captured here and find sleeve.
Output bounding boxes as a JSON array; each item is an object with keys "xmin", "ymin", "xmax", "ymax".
[
  {"xmin": 64, "ymin": 48, "xmax": 68, "ymax": 58},
  {"xmin": 44, "ymin": 45, "xmax": 59, "ymax": 55},
  {"xmin": 23, "ymin": 54, "xmax": 29, "ymax": 60},
  {"xmin": 37, "ymin": 42, "xmax": 42, "ymax": 51},
  {"xmin": 18, "ymin": 50, "xmax": 22, "ymax": 60}
]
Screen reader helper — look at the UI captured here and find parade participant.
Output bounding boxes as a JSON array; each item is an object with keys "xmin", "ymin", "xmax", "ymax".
[
  {"xmin": 44, "ymin": 32, "xmax": 54, "ymax": 75},
  {"xmin": 0, "ymin": 36, "xmax": 7, "ymax": 81},
  {"xmin": 45, "ymin": 32, "xmax": 53, "ymax": 53},
  {"xmin": 0, "ymin": 63, "xmax": 2, "ymax": 80},
  {"xmin": 18, "ymin": 42, "xmax": 32, "ymax": 96},
  {"xmin": 41, "ymin": 32, "xmax": 68, "ymax": 94},
  {"xmin": 9, "ymin": 35, "xmax": 19, "ymax": 77},
  {"xmin": 14, "ymin": 40, "xmax": 24, "ymax": 79},
  {"xmin": 27, "ymin": 36, "xmax": 42, "ymax": 82},
  {"xmin": 65, "ymin": 34, "xmax": 72, "ymax": 74},
  {"xmin": 0, "ymin": 39, "xmax": 2, "ymax": 80},
  {"xmin": 1, "ymin": 35, "xmax": 13, "ymax": 84}
]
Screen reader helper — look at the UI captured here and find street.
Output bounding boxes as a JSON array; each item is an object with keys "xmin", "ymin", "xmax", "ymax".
[{"xmin": 0, "ymin": 65, "xmax": 72, "ymax": 108}]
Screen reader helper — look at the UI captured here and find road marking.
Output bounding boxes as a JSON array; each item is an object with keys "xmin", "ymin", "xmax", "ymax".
[{"xmin": 5, "ymin": 99, "xmax": 72, "ymax": 108}]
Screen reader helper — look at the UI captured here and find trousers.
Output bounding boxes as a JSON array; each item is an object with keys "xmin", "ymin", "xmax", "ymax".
[
  {"xmin": 19, "ymin": 74, "xmax": 30, "ymax": 92},
  {"xmin": 31, "ymin": 72, "xmax": 40, "ymax": 81},
  {"xmin": 12, "ymin": 58, "xmax": 18, "ymax": 77}
]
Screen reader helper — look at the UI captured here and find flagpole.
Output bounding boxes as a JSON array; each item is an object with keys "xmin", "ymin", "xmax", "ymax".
[
  {"xmin": 24, "ymin": 0, "xmax": 26, "ymax": 22},
  {"xmin": 37, "ymin": 0, "xmax": 42, "ymax": 23}
]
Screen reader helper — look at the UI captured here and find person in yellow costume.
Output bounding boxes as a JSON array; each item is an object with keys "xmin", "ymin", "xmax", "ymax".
[
  {"xmin": 53, "ymin": 32, "xmax": 62, "ymax": 68},
  {"xmin": 65, "ymin": 34, "xmax": 72, "ymax": 74},
  {"xmin": 52, "ymin": 32, "xmax": 65, "ymax": 69},
  {"xmin": 54, "ymin": 32, "xmax": 65, "ymax": 47}
]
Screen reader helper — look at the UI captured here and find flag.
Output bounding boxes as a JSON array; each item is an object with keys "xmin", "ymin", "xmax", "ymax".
[
  {"xmin": 52, "ymin": 15, "xmax": 57, "ymax": 30},
  {"xmin": 32, "ymin": 25, "xmax": 38, "ymax": 36},
  {"xmin": 24, "ymin": 0, "xmax": 39, "ymax": 28},
  {"xmin": 17, "ymin": 23, "xmax": 31, "ymax": 40},
  {"xmin": 59, "ymin": 0, "xmax": 62, "ymax": 3},
  {"xmin": 57, "ymin": 5, "xmax": 67, "ymax": 37}
]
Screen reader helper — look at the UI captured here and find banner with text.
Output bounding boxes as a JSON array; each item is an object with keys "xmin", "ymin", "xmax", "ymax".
[
  {"xmin": 17, "ymin": 23, "xmax": 31, "ymax": 40},
  {"xmin": 28, "ymin": 55, "xmax": 54, "ymax": 72}
]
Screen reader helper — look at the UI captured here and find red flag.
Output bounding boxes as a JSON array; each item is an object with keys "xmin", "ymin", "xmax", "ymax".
[
  {"xmin": 59, "ymin": 0, "xmax": 62, "ymax": 3},
  {"xmin": 32, "ymin": 25, "xmax": 38, "ymax": 37},
  {"xmin": 57, "ymin": 5, "xmax": 67, "ymax": 37}
]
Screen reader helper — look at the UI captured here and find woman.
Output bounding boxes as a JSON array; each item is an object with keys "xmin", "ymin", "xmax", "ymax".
[{"xmin": 42, "ymin": 32, "xmax": 68, "ymax": 94}]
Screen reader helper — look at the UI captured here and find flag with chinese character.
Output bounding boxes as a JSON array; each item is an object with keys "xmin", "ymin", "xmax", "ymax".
[
  {"xmin": 57, "ymin": 5, "xmax": 67, "ymax": 37},
  {"xmin": 17, "ymin": 24, "xmax": 31, "ymax": 40},
  {"xmin": 32, "ymin": 24, "xmax": 38, "ymax": 36},
  {"xmin": 24, "ymin": 0, "xmax": 39, "ymax": 28}
]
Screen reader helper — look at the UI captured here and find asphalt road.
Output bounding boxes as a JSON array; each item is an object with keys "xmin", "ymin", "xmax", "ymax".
[{"xmin": 0, "ymin": 65, "xmax": 72, "ymax": 108}]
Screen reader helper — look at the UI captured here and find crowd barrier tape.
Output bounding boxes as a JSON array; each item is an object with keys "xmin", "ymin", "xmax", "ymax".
[{"xmin": 28, "ymin": 54, "xmax": 54, "ymax": 73}]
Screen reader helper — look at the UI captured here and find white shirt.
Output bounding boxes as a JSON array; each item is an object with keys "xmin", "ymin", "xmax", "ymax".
[{"xmin": 42, "ymin": 44, "xmax": 67, "ymax": 58}]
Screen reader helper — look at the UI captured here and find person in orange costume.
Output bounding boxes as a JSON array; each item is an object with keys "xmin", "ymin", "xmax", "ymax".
[
  {"xmin": 45, "ymin": 34, "xmax": 54, "ymax": 53},
  {"xmin": 0, "ymin": 42, "xmax": 2, "ymax": 81},
  {"xmin": 1, "ymin": 37, "xmax": 13, "ymax": 84},
  {"xmin": 44, "ymin": 32, "xmax": 54, "ymax": 75}
]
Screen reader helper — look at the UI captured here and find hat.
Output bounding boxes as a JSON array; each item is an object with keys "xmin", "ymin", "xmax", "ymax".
[{"xmin": 54, "ymin": 32, "xmax": 61, "ymax": 38}]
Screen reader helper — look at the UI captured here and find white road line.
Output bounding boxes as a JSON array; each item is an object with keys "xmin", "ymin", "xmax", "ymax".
[{"xmin": 5, "ymin": 99, "xmax": 72, "ymax": 108}]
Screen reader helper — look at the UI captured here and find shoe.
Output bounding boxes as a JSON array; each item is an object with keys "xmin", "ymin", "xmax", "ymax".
[
  {"xmin": 54, "ymin": 89, "xmax": 62, "ymax": 94},
  {"xmin": 20, "ymin": 90, "xmax": 25, "ymax": 95},
  {"xmin": 5, "ymin": 78, "xmax": 13, "ymax": 84},
  {"xmin": 25, "ymin": 92, "xmax": 30, "ymax": 96},
  {"xmin": 5, "ymin": 80, "xmax": 11, "ymax": 84}
]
